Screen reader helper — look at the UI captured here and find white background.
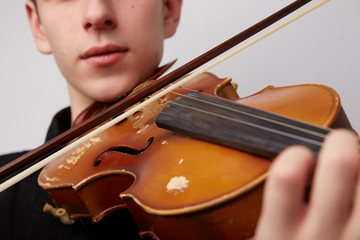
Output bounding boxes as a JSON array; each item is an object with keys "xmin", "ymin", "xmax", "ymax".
[{"xmin": 0, "ymin": 0, "xmax": 359, "ymax": 155}]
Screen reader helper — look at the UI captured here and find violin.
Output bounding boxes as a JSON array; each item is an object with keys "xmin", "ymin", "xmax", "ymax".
[
  {"xmin": 0, "ymin": 0, "xmax": 355, "ymax": 239},
  {"xmin": 39, "ymin": 72, "xmax": 352, "ymax": 240}
]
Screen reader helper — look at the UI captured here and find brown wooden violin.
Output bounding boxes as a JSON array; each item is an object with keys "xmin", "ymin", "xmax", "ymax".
[{"xmin": 39, "ymin": 72, "xmax": 352, "ymax": 239}]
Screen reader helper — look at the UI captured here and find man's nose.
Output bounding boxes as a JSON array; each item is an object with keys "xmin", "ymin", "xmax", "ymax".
[{"xmin": 82, "ymin": 0, "xmax": 116, "ymax": 32}]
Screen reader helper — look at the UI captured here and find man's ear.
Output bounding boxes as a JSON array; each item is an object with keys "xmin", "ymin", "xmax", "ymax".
[
  {"xmin": 25, "ymin": 1, "xmax": 52, "ymax": 54},
  {"xmin": 163, "ymin": 0, "xmax": 183, "ymax": 39}
]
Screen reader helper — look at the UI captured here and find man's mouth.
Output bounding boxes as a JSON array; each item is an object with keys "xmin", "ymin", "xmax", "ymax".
[{"xmin": 81, "ymin": 45, "xmax": 128, "ymax": 67}]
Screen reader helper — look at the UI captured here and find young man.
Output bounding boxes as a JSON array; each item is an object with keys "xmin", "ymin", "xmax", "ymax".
[{"xmin": 0, "ymin": 0, "xmax": 359, "ymax": 239}]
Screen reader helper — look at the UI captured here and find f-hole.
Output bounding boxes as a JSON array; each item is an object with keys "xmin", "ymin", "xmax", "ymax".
[{"xmin": 93, "ymin": 137, "xmax": 154, "ymax": 167}]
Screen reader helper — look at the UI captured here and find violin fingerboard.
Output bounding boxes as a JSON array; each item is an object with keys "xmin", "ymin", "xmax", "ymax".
[{"xmin": 155, "ymin": 92, "xmax": 329, "ymax": 159}]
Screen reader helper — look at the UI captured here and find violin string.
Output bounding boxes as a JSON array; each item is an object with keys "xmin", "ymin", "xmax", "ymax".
[
  {"xmin": 142, "ymin": 89, "xmax": 325, "ymax": 147},
  {"xmin": 156, "ymin": 97, "xmax": 323, "ymax": 148},
  {"xmin": 158, "ymin": 85, "xmax": 329, "ymax": 140}
]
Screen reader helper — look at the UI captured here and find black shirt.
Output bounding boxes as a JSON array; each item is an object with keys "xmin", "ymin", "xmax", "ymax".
[{"xmin": 0, "ymin": 108, "xmax": 140, "ymax": 240}]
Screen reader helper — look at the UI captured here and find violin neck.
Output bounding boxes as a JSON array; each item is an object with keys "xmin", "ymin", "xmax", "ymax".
[{"xmin": 156, "ymin": 92, "xmax": 329, "ymax": 159}]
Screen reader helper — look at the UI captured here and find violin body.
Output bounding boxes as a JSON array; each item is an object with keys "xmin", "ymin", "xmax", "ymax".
[{"xmin": 38, "ymin": 73, "xmax": 352, "ymax": 239}]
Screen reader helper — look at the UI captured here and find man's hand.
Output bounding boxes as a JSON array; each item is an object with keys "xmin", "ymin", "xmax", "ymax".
[{"xmin": 255, "ymin": 129, "xmax": 360, "ymax": 240}]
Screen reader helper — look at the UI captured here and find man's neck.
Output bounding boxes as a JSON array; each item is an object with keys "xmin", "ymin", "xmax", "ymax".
[{"xmin": 66, "ymin": 84, "xmax": 94, "ymax": 124}]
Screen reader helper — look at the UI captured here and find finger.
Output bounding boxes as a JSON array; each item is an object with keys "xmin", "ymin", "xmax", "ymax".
[
  {"xmin": 343, "ymin": 184, "xmax": 360, "ymax": 240},
  {"xmin": 301, "ymin": 129, "xmax": 360, "ymax": 239},
  {"xmin": 338, "ymin": 132, "xmax": 360, "ymax": 240},
  {"xmin": 255, "ymin": 145, "xmax": 315, "ymax": 240}
]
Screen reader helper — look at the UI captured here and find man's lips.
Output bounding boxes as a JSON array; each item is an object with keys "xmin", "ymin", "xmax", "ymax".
[
  {"xmin": 81, "ymin": 45, "xmax": 128, "ymax": 59},
  {"xmin": 81, "ymin": 45, "xmax": 128, "ymax": 67}
]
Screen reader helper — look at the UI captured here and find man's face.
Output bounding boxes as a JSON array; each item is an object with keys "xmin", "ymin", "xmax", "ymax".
[{"xmin": 29, "ymin": 0, "xmax": 178, "ymax": 104}]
